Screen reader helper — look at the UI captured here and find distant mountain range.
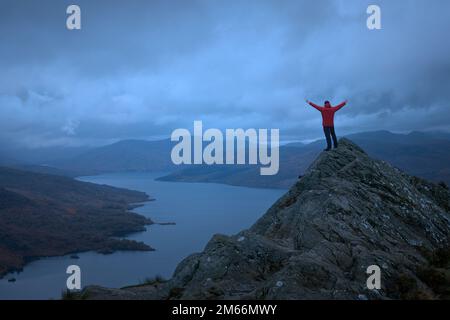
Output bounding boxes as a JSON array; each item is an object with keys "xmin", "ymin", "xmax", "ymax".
[
  {"xmin": 0, "ymin": 145, "xmax": 91, "ymax": 166},
  {"xmin": 2, "ymin": 130, "xmax": 450, "ymax": 189},
  {"xmin": 51, "ymin": 139, "xmax": 176, "ymax": 176},
  {"xmin": 159, "ymin": 130, "xmax": 450, "ymax": 188},
  {"xmin": 0, "ymin": 166, "xmax": 153, "ymax": 278}
]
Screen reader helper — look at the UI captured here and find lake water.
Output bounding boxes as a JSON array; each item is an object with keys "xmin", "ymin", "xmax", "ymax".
[{"xmin": 0, "ymin": 172, "xmax": 286, "ymax": 300}]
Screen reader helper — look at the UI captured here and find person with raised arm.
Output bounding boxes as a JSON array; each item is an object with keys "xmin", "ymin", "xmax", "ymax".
[{"xmin": 306, "ymin": 99, "xmax": 348, "ymax": 151}]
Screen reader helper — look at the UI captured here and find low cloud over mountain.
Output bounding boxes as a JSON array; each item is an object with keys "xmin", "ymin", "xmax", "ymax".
[{"xmin": 1, "ymin": 0, "xmax": 450, "ymax": 147}]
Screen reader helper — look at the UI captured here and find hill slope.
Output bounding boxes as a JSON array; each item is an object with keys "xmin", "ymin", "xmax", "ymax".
[
  {"xmin": 81, "ymin": 139, "xmax": 450, "ymax": 299},
  {"xmin": 0, "ymin": 167, "xmax": 153, "ymax": 277},
  {"xmin": 53, "ymin": 139, "xmax": 175, "ymax": 175}
]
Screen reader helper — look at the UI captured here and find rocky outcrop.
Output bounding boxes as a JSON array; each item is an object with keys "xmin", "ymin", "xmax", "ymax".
[{"xmin": 81, "ymin": 139, "xmax": 450, "ymax": 300}]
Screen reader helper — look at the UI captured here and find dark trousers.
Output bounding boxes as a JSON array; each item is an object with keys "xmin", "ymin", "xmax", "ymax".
[{"xmin": 323, "ymin": 126, "xmax": 338, "ymax": 149}]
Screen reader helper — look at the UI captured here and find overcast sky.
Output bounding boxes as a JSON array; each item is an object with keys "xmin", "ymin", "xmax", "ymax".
[{"xmin": 1, "ymin": 0, "xmax": 450, "ymax": 148}]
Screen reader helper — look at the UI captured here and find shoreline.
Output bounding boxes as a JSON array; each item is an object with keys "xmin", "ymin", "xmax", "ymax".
[{"xmin": 0, "ymin": 195, "xmax": 155, "ymax": 280}]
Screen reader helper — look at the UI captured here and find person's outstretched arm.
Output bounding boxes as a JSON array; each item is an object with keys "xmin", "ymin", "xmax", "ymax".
[
  {"xmin": 306, "ymin": 99, "xmax": 324, "ymax": 111},
  {"xmin": 333, "ymin": 100, "xmax": 348, "ymax": 111}
]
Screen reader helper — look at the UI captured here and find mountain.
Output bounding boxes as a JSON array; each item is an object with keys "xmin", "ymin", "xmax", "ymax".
[
  {"xmin": 157, "ymin": 145, "xmax": 318, "ymax": 189},
  {"xmin": 0, "ymin": 167, "xmax": 153, "ymax": 278},
  {"xmin": 52, "ymin": 139, "xmax": 175, "ymax": 176},
  {"xmin": 347, "ymin": 131, "xmax": 450, "ymax": 184},
  {"xmin": 159, "ymin": 131, "xmax": 450, "ymax": 189},
  {"xmin": 19, "ymin": 131, "xmax": 448, "ymax": 187},
  {"xmin": 7, "ymin": 164, "xmax": 82, "ymax": 177},
  {"xmin": 0, "ymin": 145, "xmax": 92, "ymax": 166},
  {"xmin": 80, "ymin": 139, "xmax": 450, "ymax": 299}
]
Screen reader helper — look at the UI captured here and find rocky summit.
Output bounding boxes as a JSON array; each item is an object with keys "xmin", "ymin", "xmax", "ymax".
[{"xmin": 80, "ymin": 139, "xmax": 450, "ymax": 300}]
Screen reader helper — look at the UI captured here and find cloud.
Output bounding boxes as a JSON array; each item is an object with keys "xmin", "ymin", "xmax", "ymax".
[
  {"xmin": 0, "ymin": 0, "xmax": 450, "ymax": 147},
  {"xmin": 61, "ymin": 119, "xmax": 80, "ymax": 136}
]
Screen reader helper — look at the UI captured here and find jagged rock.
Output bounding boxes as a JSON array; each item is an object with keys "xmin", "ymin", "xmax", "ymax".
[{"xmin": 80, "ymin": 139, "xmax": 450, "ymax": 300}]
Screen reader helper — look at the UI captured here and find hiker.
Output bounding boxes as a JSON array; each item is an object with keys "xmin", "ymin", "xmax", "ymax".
[{"xmin": 306, "ymin": 99, "xmax": 347, "ymax": 151}]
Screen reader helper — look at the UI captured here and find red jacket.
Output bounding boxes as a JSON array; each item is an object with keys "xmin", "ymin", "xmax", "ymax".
[{"xmin": 308, "ymin": 101, "xmax": 346, "ymax": 127}]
